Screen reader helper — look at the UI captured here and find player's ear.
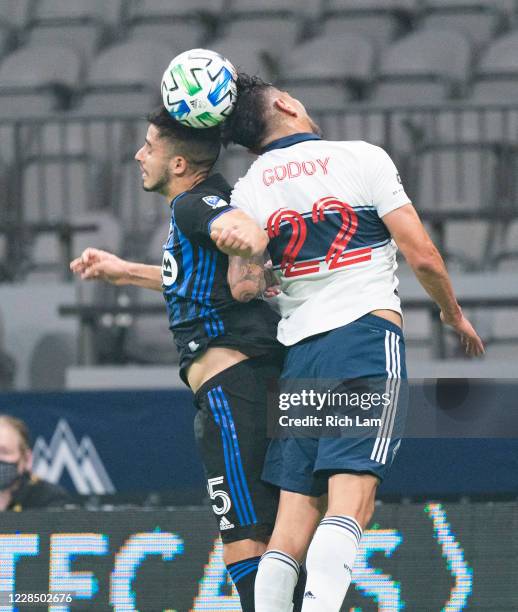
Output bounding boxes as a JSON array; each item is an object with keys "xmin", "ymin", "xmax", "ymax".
[
  {"xmin": 171, "ymin": 155, "xmax": 188, "ymax": 176},
  {"xmin": 274, "ymin": 96, "xmax": 298, "ymax": 117}
]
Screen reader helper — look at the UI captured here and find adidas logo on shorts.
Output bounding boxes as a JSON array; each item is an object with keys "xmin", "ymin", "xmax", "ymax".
[
  {"xmin": 219, "ymin": 516, "xmax": 235, "ymax": 531},
  {"xmin": 304, "ymin": 591, "xmax": 316, "ymax": 599}
]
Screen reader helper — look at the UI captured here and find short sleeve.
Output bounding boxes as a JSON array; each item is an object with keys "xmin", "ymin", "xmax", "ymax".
[
  {"xmin": 364, "ymin": 145, "xmax": 411, "ymax": 218},
  {"xmin": 174, "ymin": 194, "xmax": 234, "ymax": 238},
  {"xmin": 230, "ymin": 177, "xmax": 261, "ymax": 223}
]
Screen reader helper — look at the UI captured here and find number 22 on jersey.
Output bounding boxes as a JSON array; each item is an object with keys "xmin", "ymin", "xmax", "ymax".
[{"xmin": 267, "ymin": 197, "xmax": 373, "ymax": 278}]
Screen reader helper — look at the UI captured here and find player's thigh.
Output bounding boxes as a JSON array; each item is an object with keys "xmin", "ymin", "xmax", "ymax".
[
  {"xmin": 223, "ymin": 538, "xmax": 268, "ymax": 565},
  {"xmin": 194, "ymin": 359, "xmax": 280, "ymax": 545}
]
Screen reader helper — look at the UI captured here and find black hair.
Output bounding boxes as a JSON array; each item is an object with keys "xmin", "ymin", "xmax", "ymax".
[
  {"xmin": 220, "ymin": 73, "xmax": 274, "ymax": 152},
  {"xmin": 146, "ymin": 106, "xmax": 221, "ymax": 171}
]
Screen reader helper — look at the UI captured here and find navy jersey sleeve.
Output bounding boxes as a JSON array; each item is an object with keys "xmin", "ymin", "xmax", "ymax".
[{"xmin": 175, "ymin": 193, "xmax": 234, "ymax": 239}]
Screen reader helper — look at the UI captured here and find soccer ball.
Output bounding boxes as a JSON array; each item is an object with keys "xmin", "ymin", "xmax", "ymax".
[{"xmin": 161, "ymin": 48, "xmax": 237, "ymax": 129}]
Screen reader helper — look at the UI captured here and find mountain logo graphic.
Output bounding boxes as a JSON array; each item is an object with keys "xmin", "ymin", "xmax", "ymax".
[{"xmin": 32, "ymin": 419, "xmax": 115, "ymax": 494}]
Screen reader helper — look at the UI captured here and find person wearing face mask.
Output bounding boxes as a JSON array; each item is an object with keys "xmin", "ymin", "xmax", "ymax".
[{"xmin": 0, "ymin": 415, "xmax": 70, "ymax": 511}]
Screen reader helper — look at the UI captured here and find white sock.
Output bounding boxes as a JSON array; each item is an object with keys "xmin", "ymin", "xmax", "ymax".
[
  {"xmin": 254, "ymin": 549, "xmax": 300, "ymax": 612},
  {"xmin": 301, "ymin": 515, "xmax": 362, "ymax": 612}
]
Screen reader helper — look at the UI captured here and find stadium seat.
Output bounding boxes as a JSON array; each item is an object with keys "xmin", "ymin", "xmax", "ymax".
[
  {"xmin": 280, "ymin": 33, "xmax": 375, "ymax": 99},
  {"xmin": 26, "ymin": 0, "xmax": 109, "ymax": 59},
  {"xmin": 86, "ymin": 40, "xmax": 174, "ymax": 91},
  {"xmin": 117, "ymin": 146, "xmax": 168, "ymax": 238},
  {"xmin": 0, "ymin": 44, "xmax": 82, "ymax": 116},
  {"xmin": 322, "ymin": 0, "xmax": 418, "ymax": 50},
  {"xmin": 414, "ymin": 143, "xmax": 504, "ymax": 266},
  {"xmin": 0, "ymin": 0, "xmax": 34, "ymax": 28},
  {"xmin": 0, "ymin": 22, "xmax": 14, "ymax": 57},
  {"xmin": 210, "ymin": 36, "xmax": 275, "ymax": 78},
  {"xmin": 77, "ymin": 40, "xmax": 172, "ymax": 118},
  {"xmin": 124, "ymin": 0, "xmax": 221, "ymax": 52},
  {"xmin": 22, "ymin": 153, "xmax": 105, "ymax": 223},
  {"xmin": 121, "ymin": 284, "xmax": 179, "ymax": 366},
  {"xmin": 477, "ymin": 30, "xmax": 518, "ymax": 78},
  {"xmin": 29, "ymin": 331, "xmax": 77, "ymax": 390},
  {"xmin": 376, "ymin": 29, "xmax": 472, "ymax": 97},
  {"xmin": 419, "ymin": 1, "xmax": 509, "ymax": 48},
  {"xmin": 224, "ymin": 18, "xmax": 300, "ymax": 58},
  {"xmin": 283, "ymin": 82, "xmax": 353, "ymax": 113}
]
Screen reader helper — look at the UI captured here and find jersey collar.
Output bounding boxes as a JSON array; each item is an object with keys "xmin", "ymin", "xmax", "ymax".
[
  {"xmin": 169, "ymin": 173, "xmax": 230, "ymax": 208},
  {"xmin": 260, "ymin": 132, "xmax": 322, "ymax": 154}
]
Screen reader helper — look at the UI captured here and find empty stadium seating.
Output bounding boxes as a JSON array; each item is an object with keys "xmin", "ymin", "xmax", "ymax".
[{"xmin": 0, "ymin": 0, "xmax": 517, "ymax": 387}]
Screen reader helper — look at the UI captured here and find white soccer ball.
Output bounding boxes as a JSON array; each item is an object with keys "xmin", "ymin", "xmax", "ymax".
[{"xmin": 161, "ymin": 48, "xmax": 237, "ymax": 129}]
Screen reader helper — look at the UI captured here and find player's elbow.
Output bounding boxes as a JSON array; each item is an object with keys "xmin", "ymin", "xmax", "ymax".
[{"xmin": 405, "ymin": 245, "xmax": 443, "ymax": 275}]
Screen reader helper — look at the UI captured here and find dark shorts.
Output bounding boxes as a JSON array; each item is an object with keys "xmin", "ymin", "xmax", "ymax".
[
  {"xmin": 262, "ymin": 314, "xmax": 408, "ymax": 497},
  {"xmin": 194, "ymin": 355, "xmax": 281, "ymax": 543}
]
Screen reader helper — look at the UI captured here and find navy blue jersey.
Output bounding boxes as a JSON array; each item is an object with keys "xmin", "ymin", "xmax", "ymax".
[{"xmin": 161, "ymin": 173, "xmax": 282, "ymax": 384}]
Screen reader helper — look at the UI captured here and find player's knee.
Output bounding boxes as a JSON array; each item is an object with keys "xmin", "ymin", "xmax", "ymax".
[{"xmin": 223, "ymin": 538, "xmax": 267, "ymax": 566}]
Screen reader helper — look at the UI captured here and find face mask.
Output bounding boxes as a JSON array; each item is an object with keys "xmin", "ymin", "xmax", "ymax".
[{"xmin": 0, "ymin": 459, "xmax": 19, "ymax": 491}]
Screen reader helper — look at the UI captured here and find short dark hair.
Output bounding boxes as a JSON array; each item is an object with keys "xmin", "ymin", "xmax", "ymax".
[
  {"xmin": 146, "ymin": 106, "xmax": 221, "ymax": 171},
  {"xmin": 220, "ymin": 73, "xmax": 274, "ymax": 152}
]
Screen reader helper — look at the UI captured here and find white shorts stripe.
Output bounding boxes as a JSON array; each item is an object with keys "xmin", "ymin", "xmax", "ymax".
[{"xmin": 371, "ymin": 330, "xmax": 401, "ymax": 464}]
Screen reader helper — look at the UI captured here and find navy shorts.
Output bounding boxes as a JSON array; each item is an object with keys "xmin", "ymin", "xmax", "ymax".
[
  {"xmin": 194, "ymin": 355, "xmax": 280, "ymax": 543},
  {"xmin": 262, "ymin": 314, "xmax": 407, "ymax": 497}
]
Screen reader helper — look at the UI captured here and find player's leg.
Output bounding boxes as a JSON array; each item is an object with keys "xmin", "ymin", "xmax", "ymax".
[
  {"xmin": 301, "ymin": 314, "xmax": 408, "ymax": 611},
  {"xmin": 193, "ymin": 356, "xmax": 281, "ymax": 612},
  {"xmin": 300, "ymin": 472, "xmax": 378, "ymax": 612},
  {"xmin": 254, "ymin": 488, "xmax": 323, "ymax": 612}
]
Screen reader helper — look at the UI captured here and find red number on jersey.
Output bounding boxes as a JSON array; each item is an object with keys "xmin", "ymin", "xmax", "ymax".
[
  {"xmin": 267, "ymin": 198, "xmax": 372, "ymax": 277},
  {"xmin": 267, "ymin": 208, "xmax": 320, "ymax": 277},
  {"xmin": 312, "ymin": 197, "xmax": 372, "ymax": 269}
]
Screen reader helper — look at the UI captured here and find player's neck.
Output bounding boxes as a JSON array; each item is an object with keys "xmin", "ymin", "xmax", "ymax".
[
  {"xmin": 165, "ymin": 171, "xmax": 209, "ymax": 201},
  {"xmin": 261, "ymin": 120, "xmax": 315, "ymax": 149}
]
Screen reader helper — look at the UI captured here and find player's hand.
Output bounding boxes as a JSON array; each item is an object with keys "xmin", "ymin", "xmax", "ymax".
[
  {"xmin": 440, "ymin": 310, "xmax": 485, "ymax": 357},
  {"xmin": 70, "ymin": 248, "xmax": 129, "ymax": 285},
  {"xmin": 211, "ymin": 226, "xmax": 267, "ymax": 258}
]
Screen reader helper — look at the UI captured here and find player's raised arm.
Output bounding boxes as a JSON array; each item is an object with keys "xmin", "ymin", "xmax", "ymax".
[
  {"xmin": 382, "ymin": 204, "xmax": 484, "ymax": 357},
  {"xmin": 70, "ymin": 247, "xmax": 162, "ymax": 291},
  {"xmin": 210, "ymin": 209, "xmax": 268, "ymax": 258}
]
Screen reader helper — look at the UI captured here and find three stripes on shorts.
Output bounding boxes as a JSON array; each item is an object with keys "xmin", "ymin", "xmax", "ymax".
[{"xmin": 371, "ymin": 329, "xmax": 402, "ymax": 465}]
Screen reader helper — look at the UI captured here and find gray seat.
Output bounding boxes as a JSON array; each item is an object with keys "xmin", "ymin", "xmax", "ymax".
[
  {"xmin": 420, "ymin": 1, "xmax": 508, "ymax": 48},
  {"xmin": 29, "ymin": 331, "xmax": 77, "ymax": 390},
  {"xmin": 126, "ymin": 0, "xmax": 225, "ymax": 19},
  {"xmin": 86, "ymin": 40, "xmax": 175, "ymax": 92},
  {"xmin": 322, "ymin": 0, "xmax": 418, "ymax": 50},
  {"xmin": 477, "ymin": 30, "xmax": 518, "ymax": 77},
  {"xmin": 224, "ymin": 17, "xmax": 300, "ymax": 56},
  {"xmin": 0, "ymin": 44, "xmax": 82, "ymax": 114},
  {"xmin": 127, "ymin": 22, "xmax": 205, "ymax": 52},
  {"xmin": 211, "ymin": 37, "xmax": 275, "ymax": 79},
  {"xmin": 125, "ymin": 0, "xmax": 221, "ymax": 52},
  {"xmin": 122, "ymin": 285, "xmax": 179, "ymax": 365},
  {"xmin": 282, "ymin": 33, "xmax": 375, "ymax": 94},
  {"xmin": 414, "ymin": 144, "xmax": 502, "ymax": 266},
  {"xmin": 26, "ymin": 0, "xmax": 109, "ymax": 58},
  {"xmin": 370, "ymin": 79, "xmax": 449, "ymax": 105},
  {"xmin": 117, "ymin": 153, "xmax": 168, "ymax": 242},
  {"xmin": 281, "ymin": 82, "xmax": 352, "ymax": 113},
  {"xmin": 378, "ymin": 29, "xmax": 472, "ymax": 95},
  {"xmin": 22, "ymin": 154, "xmax": 105, "ymax": 223},
  {"xmin": 0, "ymin": 0, "xmax": 33, "ymax": 28}
]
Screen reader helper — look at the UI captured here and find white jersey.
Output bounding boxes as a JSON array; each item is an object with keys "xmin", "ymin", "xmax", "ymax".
[{"xmin": 230, "ymin": 135, "xmax": 411, "ymax": 346}]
